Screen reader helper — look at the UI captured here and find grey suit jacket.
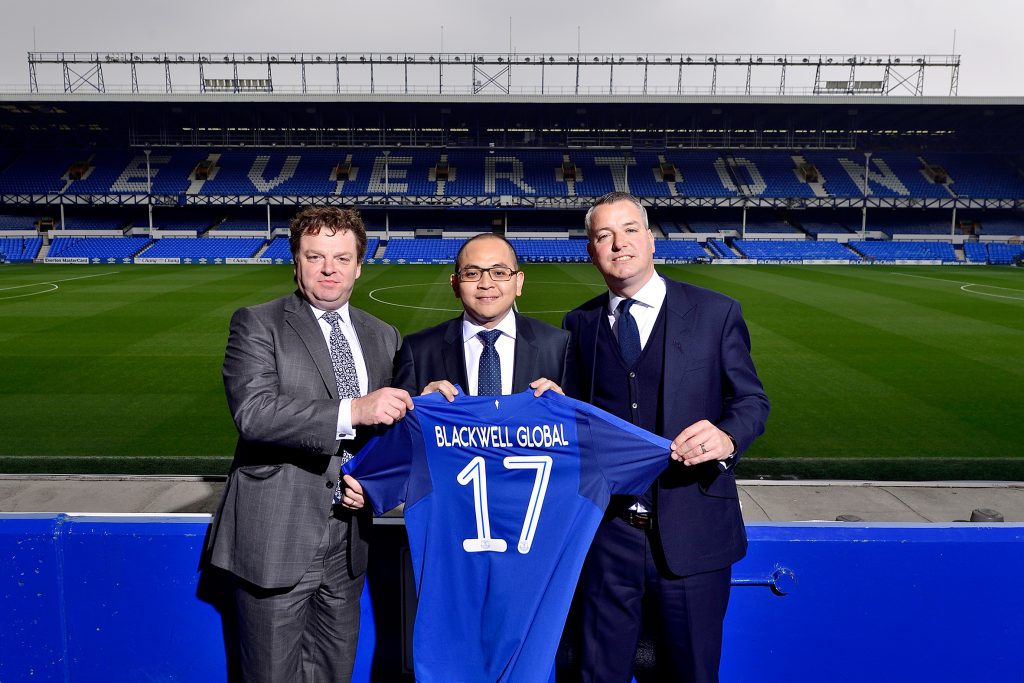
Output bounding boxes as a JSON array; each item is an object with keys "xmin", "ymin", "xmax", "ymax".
[
  {"xmin": 207, "ymin": 291, "xmax": 399, "ymax": 589},
  {"xmin": 392, "ymin": 311, "xmax": 574, "ymax": 397}
]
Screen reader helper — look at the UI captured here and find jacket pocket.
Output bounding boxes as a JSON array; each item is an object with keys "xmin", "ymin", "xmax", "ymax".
[
  {"xmin": 698, "ymin": 469, "xmax": 739, "ymax": 499},
  {"xmin": 237, "ymin": 464, "xmax": 283, "ymax": 480}
]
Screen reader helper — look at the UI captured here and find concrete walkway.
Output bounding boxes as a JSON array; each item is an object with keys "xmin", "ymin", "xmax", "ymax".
[{"xmin": 2, "ymin": 475, "xmax": 1022, "ymax": 522}]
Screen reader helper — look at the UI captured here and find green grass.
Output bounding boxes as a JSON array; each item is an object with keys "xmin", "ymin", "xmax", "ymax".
[{"xmin": 1, "ymin": 263, "xmax": 1022, "ymax": 479}]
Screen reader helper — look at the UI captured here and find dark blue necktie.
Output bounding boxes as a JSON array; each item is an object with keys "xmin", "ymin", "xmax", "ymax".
[
  {"xmin": 617, "ymin": 298, "xmax": 642, "ymax": 366},
  {"xmin": 477, "ymin": 330, "xmax": 502, "ymax": 396}
]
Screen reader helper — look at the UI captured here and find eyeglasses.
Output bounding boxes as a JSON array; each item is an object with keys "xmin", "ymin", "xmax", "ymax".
[{"xmin": 457, "ymin": 266, "xmax": 518, "ymax": 282}]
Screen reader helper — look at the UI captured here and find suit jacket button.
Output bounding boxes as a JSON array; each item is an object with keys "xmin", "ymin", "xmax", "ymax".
[{"xmin": 326, "ymin": 480, "xmax": 334, "ymax": 488}]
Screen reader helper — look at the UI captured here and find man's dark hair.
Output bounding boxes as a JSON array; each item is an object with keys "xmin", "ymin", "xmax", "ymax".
[
  {"xmin": 288, "ymin": 206, "xmax": 368, "ymax": 261},
  {"xmin": 454, "ymin": 233, "xmax": 520, "ymax": 273}
]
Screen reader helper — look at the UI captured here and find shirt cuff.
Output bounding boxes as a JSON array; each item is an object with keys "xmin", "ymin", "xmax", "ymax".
[
  {"xmin": 717, "ymin": 431, "xmax": 737, "ymax": 472},
  {"xmin": 336, "ymin": 399, "xmax": 356, "ymax": 440}
]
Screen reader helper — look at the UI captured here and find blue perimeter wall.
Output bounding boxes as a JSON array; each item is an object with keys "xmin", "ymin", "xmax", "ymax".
[{"xmin": 3, "ymin": 513, "xmax": 1023, "ymax": 682}]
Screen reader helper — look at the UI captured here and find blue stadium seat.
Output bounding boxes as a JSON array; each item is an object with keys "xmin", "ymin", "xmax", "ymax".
[
  {"xmin": 49, "ymin": 237, "xmax": 152, "ymax": 259},
  {"xmin": 733, "ymin": 239, "xmax": 859, "ymax": 261},
  {"xmin": 847, "ymin": 240, "xmax": 957, "ymax": 262},
  {"xmin": 0, "ymin": 236, "xmax": 42, "ymax": 261}
]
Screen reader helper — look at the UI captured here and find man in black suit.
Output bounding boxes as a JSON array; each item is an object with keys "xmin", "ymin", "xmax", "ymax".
[
  {"xmin": 395, "ymin": 233, "xmax": 572, "ymax": 400},
  {"xmin": 562, "ymin": 192, "xmax": 770, "ymax": 683},
  {"xmin": 337, "ymin": 233, "xmax": 572, "ymax": 508},
  {"xmin": 206, "ymin": 207, "xmax": 414, "ymax": 682}
]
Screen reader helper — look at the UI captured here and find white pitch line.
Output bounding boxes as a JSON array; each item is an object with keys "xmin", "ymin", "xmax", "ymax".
[
  {"xmin": 0, "ymin": 283, "xmax": 58, "ymax": 300},
  {"xmin": 0, "ymin": 270, "xmax": 120, "ymax": 292},
  {"xmin": 893, "ymin": 271, "xmax": 1024, "ymax": 301},
  {"xmin": 367, "ymin": 280, "xmax": 605, "ymax": 314},
  {"xmin": 960, "ymin": 284, "xmax": 1024, "ymax": 301}
]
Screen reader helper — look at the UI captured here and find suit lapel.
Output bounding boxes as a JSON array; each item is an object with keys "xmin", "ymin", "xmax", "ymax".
[
  {"xmin": 442, "ymin": 318, "xmax": 470, "ymax": 393},
  {"xmin": 579, "ymin": 301, "xmax": 606, "ymax": 403},
  {"xmin": 351, "ymin": 306, "xmax": 387, "ymax": 391},
  {"xmin": 511, "ymin": 312, "xmax": 534, "ymax": 392},
  {"xmin": 661, "ymin": 279, "xmax": 698, "ymax": 425},
  {"xmin": 285, "ymin": 292, "xmax": 338, "ymax": 399}
]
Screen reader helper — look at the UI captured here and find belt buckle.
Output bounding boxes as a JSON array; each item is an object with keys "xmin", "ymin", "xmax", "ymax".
[{"xmin": 625, "ymin": 510, "xmax": 652, "ymax": 530}]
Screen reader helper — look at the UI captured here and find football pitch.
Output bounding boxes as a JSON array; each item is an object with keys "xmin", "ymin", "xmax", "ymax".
[{"xmin": 1, "ymin": 263, "xmax": 1021, "ymax": 480}]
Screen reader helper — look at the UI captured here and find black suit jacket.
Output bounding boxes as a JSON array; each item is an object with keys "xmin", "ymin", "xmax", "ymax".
[
  {"xmin": 393, "ymin": 311, "xmax": 574, "ymax": 397},
  {"xmin": 563, "ymin": 277, "xmax": 769, "ymax": 576}
]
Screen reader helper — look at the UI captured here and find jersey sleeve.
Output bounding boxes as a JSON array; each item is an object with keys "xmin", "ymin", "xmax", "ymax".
[
  {"xmin": 343, "ymin": 414, "xmax": 419, "ymax": 516},
  {"xmin": 577, "ymin": 404, "xmax": 671, "ymax": 497}
]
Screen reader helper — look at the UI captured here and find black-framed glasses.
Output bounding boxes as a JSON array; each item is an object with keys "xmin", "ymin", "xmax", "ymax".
[{"xmin": 457, "ymin": 266, "xmax": 518, "ymax": 282}]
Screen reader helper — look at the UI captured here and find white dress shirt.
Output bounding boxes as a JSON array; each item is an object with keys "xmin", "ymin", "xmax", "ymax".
[
  {"xmin": 461, "ymin": 310, "xmax": 517, "ymax": 396},
  {"xmin": 309, "ymin": 303, "xmax": 369, "ymax": 440},
  {"xmin": 606, "ymin": 273, "xmax": 667, "ymax": 346}
]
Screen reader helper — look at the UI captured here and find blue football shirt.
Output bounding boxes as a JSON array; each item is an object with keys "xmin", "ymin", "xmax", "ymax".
[{"xmin": 344, "ymin": 388, "xmax": 670, "ymax": 683}]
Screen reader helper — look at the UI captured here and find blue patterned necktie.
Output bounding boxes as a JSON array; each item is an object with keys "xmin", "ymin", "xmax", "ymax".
[
  {"xmin": 477, "ymin": 329, "xmax": 502, "ymax": 396},
  {"xmin": 617, "ymin": 298, "xmax": 642, "ymax": 366},
  {"xmin": 322, "ymin": 310, "xmax": 360, "ymax": 503},
  {"xmin": 321, "ymin": 311, "xmax": 360, "ymax": 401}
]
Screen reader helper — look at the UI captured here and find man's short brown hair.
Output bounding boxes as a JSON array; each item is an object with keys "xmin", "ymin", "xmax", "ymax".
[{"xmin": 288, "ymin": 206, "xmax": 368, "ymax": 261}]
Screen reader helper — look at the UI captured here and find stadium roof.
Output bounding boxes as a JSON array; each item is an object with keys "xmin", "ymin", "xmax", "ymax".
[{"xmin": 2, "ymin": 93, "xmax": 1024, "ymax": 152}]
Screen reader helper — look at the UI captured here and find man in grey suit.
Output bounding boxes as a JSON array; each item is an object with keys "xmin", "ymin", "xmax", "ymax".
[{"xmin": 206, "ymin": 206, "xmax": 414, "ymax": 683}]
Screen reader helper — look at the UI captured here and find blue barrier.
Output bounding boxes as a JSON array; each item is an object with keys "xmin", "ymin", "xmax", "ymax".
[{"xmin": 2, "ymin": 514, "xmax": 1022, "ymax": 682}]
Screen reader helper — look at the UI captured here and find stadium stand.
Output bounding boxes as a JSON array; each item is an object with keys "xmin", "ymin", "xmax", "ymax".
[
  {"xmin": 151, "ymin": 216, "xmax": 216, "ymax": 232},
  {"xmin": 381, "ymin": 238, "xmax": 462, "ymax": 262},
  {"xmin": 986, "ymin": 242, "xmax": 1024, "ymax": 265},
  {"xmin": 506, "ymin": 211, "xmax": 579, "ymax": 235},
  {"xmin": 847, "ymin": 240, "xmax": 957, "ymax": 262},
  {"xmin": 976, "ymin": 214, "xmax": 1024, "ymax": 236},
  {"xmin": 0, "ymin": 236, "xmax": 42, "ymax": 261},
  {"xmin": 214, "ymin": 217, "xmax": 288, "ymax": 232},
  {"xmin": 798, "ymin": 219, "xmax": 855, "ymax": 236},
  {"xmin": 740, "ymin": 218, "xmax": 803, "ymax": 235},
  {"xmin": 653, "ymin": 240, "xmax": 710, "ymax": 261},
  {"xmin": 262, "ymin": 237, "xmax": 293, "ymax": 262},
  {"xmin": 868, "ymin": 211, "xmax": 955, "ymax": 237},
  {"xmin": 139, "ymin": 238, "xmax": 264, "ymax": 259},
  {"xmin": 733, "ymin": 240, "xmax": 859, "ymax": 261},
  {"xmin": 3, "ymin": 149, "xmax": 1024, "ymax": 205},
  {"xmin": 507, "ymin": 238, "xmax": 589, "ymax": 262},
  {"xmin": 962, "ymin": 242, "xmax": 989, "ymax": 264},
  {"xmin": 48, "ymin": 236, "xmax": 152, "ymax": 260},
  {"xmin": 707, "ymin": 239, "xmax": 738, "ymax": 259},
  {"xmin": 0, "ymin": 214, "xmax": 43, "ymax": 231},
  {"xmin": 925, "ymin": 153, "xmax": 1024, "ymax": 200},
  {"xmin": 0, "ymin": 152, "xmax": 73, "ymax": 194},
  {"xmin": 656, "ymin": 220, "xmax": 688, "ymax": 236},
  {"xmin": 60, "ymin": 215, "xmax": 129, "ymax": 231}
]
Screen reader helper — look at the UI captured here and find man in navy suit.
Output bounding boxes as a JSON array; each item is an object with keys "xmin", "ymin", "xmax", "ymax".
[{"xmin": 562, "ymin": 192, "xmax": 769, "ymax": 683}]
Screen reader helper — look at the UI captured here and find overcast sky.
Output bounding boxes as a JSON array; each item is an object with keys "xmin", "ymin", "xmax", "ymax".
[{"xmin": 1, "ymin": 0, "xmax": 1021, "ymax": 96}]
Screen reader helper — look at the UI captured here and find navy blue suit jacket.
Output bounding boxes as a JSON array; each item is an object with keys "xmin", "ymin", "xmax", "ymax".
[
  {"xmin": 563, "ymin": 276, "xmax": 769, "ymax": 576},
  {"xmin": 393, "ymin": 311, "xmax": 574, "ymax": 397}
]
